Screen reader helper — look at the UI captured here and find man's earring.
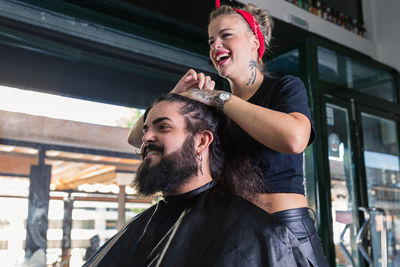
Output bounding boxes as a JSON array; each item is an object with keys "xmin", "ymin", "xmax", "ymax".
[{"xmin": 199, "ymin": 154, "xmax": 203, "ymax": 175}]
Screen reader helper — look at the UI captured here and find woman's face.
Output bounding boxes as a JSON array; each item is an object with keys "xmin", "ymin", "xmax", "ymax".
[{"xmin": 208, "ymin": 14, "xmax": 257, "ymax": 79}]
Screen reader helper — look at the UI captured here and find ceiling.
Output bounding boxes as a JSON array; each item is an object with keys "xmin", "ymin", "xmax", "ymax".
[{"xmin": 57, "ymin": 0, "xmax": 314, "ymax": 56}]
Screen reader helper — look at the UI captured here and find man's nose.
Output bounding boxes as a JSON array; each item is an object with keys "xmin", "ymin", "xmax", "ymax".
[{"xmin": 142, "ymin": 130, "xmax": 156, "ymax": 143}]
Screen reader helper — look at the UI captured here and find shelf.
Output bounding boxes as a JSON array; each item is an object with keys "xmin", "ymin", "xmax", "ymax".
[{"xmin": 241, "ymin": 0, "xmax": 377, "ymax": 59}]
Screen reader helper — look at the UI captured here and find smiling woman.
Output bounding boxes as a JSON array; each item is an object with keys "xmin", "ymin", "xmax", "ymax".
[{"xmin": 135, "ymin": 2, "xmax": 327, "ymax": 266}]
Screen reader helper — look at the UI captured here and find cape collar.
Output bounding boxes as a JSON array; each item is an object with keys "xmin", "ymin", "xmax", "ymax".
[{"xmin": 163, "ymin": 181, "xmax": 216, "ymax": 202}]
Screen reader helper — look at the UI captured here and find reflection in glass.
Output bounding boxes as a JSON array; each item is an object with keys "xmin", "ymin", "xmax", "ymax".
[
  {"xmin": 326, "ymin": 103, "xmax": 358, "ymax": 266},
  {"xmin": 267, "ymin": 49, "xmax": 300, "ymax": 76},
  {"xmin": 0, "ymin": 195, "xmax": 29, "ymax": 266},
  {"xmin": 0, "ymin": 85, "xmax": 148, "ymax": 266},
  {"xmin": 361, "ymin": 113, "xmax": 400, "ymax": 267},
  {"xmin": 318, "ymin": 47, "xmax": 396, "ymax": 102}
]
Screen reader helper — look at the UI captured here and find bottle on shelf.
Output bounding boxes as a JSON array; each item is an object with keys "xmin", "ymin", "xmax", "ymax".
[
  {"xmin": 311, "ymin": 0, "xmax": 318, "ymax": 15},
  {"xmin": 326, "ymin": 6, "xmax": 332, "ymax": 22},
  {"xmin": 308, "ymin": 0, "xmax": 313, "ymax": 13},
  {"xmin": 360, "ymin": 24, "xmax": 367, "ymax": 38},
  {"xmin": 338, "ymin": 12, "xmax": 343, "ymax": 26},
  {"xmin": 316, "ymin": 1, "xmax": 322, "ymax": 17},
  {"xmin": 352, "ymin": 18, "xmax": 358, "ymax": 34},
  {"xmin": 302, "ymin": 0, "xmax": 309, "ymax": 11},
  {"xmin": 341, "ymin": 13, "xmax": 346, "ymax": 27},
  {"xmin": 322, "ymin": 3, "xmax": 328, "ymax": 20},
  {"xmin": 357, "ymin": 21, "xmax": 362, "ymax": 36},
  {"xmin": 345, "ymin": 14, "xmax": 351, "ymax": 30},
  {"xmin": 332, "ymin": 9, "xmax": 337, "ymax": 24}
]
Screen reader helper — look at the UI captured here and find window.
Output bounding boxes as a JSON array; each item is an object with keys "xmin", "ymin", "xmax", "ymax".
[
  {"xmin": 0, "ymin": 241, "xmax": 8, "ymax": 250},
  {"xmin": 318, "ymin": 47, "xmax": 397, "ymax": 102},
  {"xmin": 72, "ymin": 220, "xmax": 95, "ymax": 230},
  {"xmin": 105, "ymin": 220, "xmax": 117, "ymax": 230}
]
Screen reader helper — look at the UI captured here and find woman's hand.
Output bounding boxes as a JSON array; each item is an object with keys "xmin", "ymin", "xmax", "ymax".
[{"xmin": 171, "ymin": 69, "xmax": 215, "ymax": 94}]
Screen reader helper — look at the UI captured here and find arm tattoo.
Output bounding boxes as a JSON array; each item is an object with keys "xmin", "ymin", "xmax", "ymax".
[
  {"xmin": 246, "ymin": 60, "xmax": 257, "ymax": 86},
  {"xmin": 191, "ymin": 89, "xmax": 223, "ymax": 106}
]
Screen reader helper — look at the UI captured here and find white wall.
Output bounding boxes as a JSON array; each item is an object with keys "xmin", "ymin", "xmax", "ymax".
[
  {"xmin": 240, "ymin": 0, "xmax": 400, "ymax": 72},
  {"xmin": 372, "ymin": 0, "xmax": 400, "ymax": 72}
]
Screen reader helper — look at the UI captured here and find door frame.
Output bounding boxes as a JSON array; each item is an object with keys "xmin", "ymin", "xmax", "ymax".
[{"xmin": 320, "ymin": 94, "xmax": 365, "ymax": 266}]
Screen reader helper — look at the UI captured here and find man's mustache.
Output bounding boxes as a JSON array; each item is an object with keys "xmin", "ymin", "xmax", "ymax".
[{"xmin": 141, "ymin": 143, "xmax": 164, "ymax": 159}]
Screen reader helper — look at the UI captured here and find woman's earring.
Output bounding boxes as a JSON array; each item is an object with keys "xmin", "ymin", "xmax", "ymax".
[{"xmin": 199, "ymin": 154, "xmax": 203, "ymax": 175}]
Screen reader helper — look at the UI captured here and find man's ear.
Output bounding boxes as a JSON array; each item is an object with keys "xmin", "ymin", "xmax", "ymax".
[{"xmin": 194, "ymin": 130, "xmax": 214, "ymax": 155}]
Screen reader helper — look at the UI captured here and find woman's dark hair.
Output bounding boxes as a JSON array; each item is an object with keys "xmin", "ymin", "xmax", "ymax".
[
  {"xmin": 220, "ymin": 118, "xmax": 264, "ymax": 201},
  {"xmin": 145, "ymin": 93, "xmax": 263, "ymax": 201}
]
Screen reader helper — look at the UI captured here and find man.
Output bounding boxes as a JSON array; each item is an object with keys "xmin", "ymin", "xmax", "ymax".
[
  {"xmin": 85, "ymin": 235, "xmax": 100, "ymax": 261},
  {"xmin": 84, "ymin": 94, "xmax": 309, "ymax": 267}
]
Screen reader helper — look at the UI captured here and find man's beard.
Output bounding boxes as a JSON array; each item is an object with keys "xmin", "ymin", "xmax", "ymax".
[{"xmin": 134, "ymin": 135, "xmax": 198, "ymax": 196}]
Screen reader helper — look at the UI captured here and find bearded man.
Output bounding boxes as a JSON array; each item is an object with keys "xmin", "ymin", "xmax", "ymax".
[{"xmin": 83, "ymin": 94, "xmax": 309, "ymax": 267}]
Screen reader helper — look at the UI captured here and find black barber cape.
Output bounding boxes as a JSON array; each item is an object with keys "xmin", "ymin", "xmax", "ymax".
[{"xmin": 84, "ymin": 182, "xmax": 309, "ymax": 267}]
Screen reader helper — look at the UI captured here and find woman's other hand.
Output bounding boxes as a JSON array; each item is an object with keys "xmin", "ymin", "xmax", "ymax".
[{"xmin": 171, "ymin": 69, "xmax": 215, "ymax": 94}]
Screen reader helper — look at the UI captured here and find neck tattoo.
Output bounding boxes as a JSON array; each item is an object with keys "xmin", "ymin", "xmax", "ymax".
[{"xmin": 246, "ymin": 60, "xmax": 257, "ymax": 86}]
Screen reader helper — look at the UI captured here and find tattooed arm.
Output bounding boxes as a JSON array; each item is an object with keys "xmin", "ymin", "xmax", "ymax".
[
  {"xmin": 195, "ymin": 59, "xmax": 309, "ymax": 154},
  {"xmin": 128, "ymin": 69, "xmax": 215, "ymax": 147},
  {"xmin": 179, "ymin": 89, "xmax": 225, "ymax": 107},
  {"xmin": 180, "ymin": 86, "xmax": 311, "ymax": 154}
]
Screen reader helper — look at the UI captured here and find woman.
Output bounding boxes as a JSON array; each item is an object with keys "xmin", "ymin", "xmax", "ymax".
[{"xmin": 128, "ymin": 2, "xmax": 328, "ymax": 266}]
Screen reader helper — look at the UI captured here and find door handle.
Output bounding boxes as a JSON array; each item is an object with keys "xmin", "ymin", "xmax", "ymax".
[
  {"xmin": 370, "ymin": 207, "xmax": 387, "ymax": 267},
  {"xmin": 339, "ymin": 224, "xmax": 355, "ymax": 266},
  {"xmin": 356, "ymin": 207, "xmax": 388, "ymax": 267},
  {"xmin": 356, "ymin": 207, "xmax": 374, "ymax": 266}
]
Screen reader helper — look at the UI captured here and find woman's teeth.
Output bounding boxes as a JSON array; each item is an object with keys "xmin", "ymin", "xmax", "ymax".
[{"xmin": 216, "ymin": 53, "xmax": 230, "ymax": 62}]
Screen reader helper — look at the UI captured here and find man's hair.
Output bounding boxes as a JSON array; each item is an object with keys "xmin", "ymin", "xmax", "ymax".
[
  {"xmin": 144, "ymin": 93, "xmax": 225, "ymax": 181},
  {"xmin": 144, "ymin": 93, "xmax": 263, "ymax": 201}
]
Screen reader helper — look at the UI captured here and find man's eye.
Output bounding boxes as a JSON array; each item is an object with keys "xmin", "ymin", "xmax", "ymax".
[
  {"xmin": 208, "ymin": 40, "xmax": 214, "ymax": 46},
  {"xmin": 222, "ymin": 33, "xmax": 232, "ymax": 38},
  {"xmin": 159, "ymin": 125, "xmax": 170, "ymax": 130}
]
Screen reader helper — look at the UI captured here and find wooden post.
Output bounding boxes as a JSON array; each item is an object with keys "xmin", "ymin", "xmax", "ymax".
[
  {"xmin": 61, "ymin": 193, "xmax": 73, "ymax": 266},
  {"xmin": 117, "ymin": 185, "xmax": 126, "ymax": 230},
  {"xmin": 25, "ymin": 164, "xmax": 52, "ymax": 263}
]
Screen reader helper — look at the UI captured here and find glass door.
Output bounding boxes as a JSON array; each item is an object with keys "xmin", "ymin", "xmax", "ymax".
[
  {"xmin": 359, "ymin": 110, "xmax": 400, "ymax": 267},
  {"xmin": 323, "ymin": 98, "xmax": 360, "ymax": 266}
]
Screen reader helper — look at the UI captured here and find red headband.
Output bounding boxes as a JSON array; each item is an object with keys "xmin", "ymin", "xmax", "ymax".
[{"xmin": 215, "ymin": 0, "xmax": 265, "ymax": 59}]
